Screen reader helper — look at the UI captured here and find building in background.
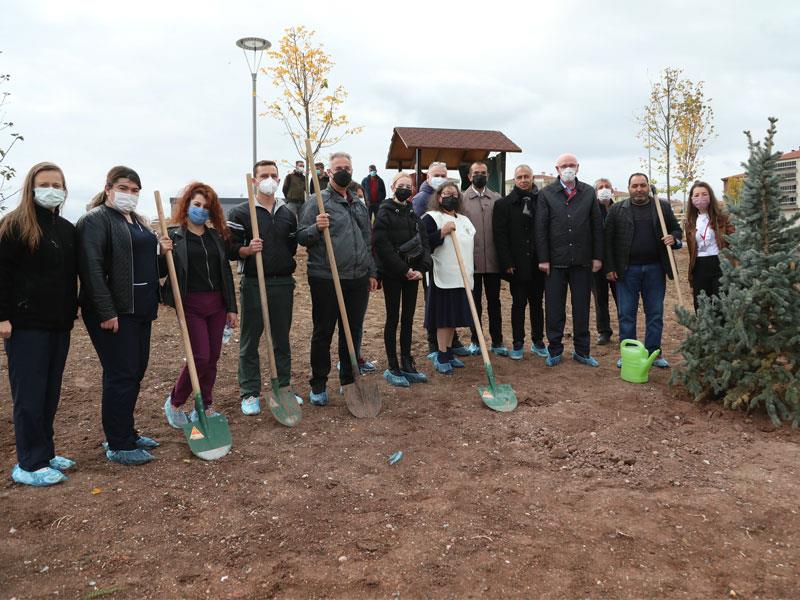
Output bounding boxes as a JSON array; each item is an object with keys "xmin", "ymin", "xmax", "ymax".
[{"xmin": 722, "ymin": 149, "xmax": 799, "ymax": 215}]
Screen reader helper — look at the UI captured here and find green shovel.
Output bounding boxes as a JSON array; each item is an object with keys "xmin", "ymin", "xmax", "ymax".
[
  {"xmin": 155, "ymin": 191, "xmax": 233, "ymax": 459},
  {"xmin": 450, "ymin": 229, "xmax": 517, "ymax": 412}
]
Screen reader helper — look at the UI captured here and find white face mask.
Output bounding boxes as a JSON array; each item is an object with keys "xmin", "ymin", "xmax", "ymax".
[
  {"xmin": 112, "ymin": 190, "xmax": 139, "ymax": 214},
  {"xmin": 258, "ymin": 177, "xmax": 279, "ymax": 196},
  {"xmin": 597, "ymin": 188, "xmax": 613, "ymax": 202},
  {"xmin": 429, "ymin": 176, "xmax": 447, "ymax": 189},
  {"xmin": 559, "ymin": 167, "xmax": 577, "ymax": 183},
  {"xmin": 33, "ymin": 187, "xmax": 66, "ymax": 209}
]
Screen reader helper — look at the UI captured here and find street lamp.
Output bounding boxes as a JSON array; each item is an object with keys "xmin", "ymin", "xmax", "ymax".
[{"xmin": 236, "ymin": 36, "xmax": 271, "ymax": 169}]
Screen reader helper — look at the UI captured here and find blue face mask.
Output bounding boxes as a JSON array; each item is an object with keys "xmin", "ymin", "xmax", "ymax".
[
  {"xmin": 188, "ymin": 205, "xmax": 209, "ymax": 225},
  {"xmin": 369, "ymin": 170, "xmax": 377, "ymax": 177}
]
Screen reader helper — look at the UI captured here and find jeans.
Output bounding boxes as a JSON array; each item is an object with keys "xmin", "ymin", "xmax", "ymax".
[{"xmin": 616, "ymin": 262, "xmax": 666, "ymax": 353}]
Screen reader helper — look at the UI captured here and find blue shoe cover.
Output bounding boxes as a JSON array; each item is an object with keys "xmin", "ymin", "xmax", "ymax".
[
  {"xmin": 49, "ymin": 456, "xmax": 76, "ymax": 471},
  {"xmin": 105, "ymin": 448, "xmax": 155, "ymax": 466},
  {"xmin": 12, "ymin": 464, "xmax": 67, "ymax": 486}
]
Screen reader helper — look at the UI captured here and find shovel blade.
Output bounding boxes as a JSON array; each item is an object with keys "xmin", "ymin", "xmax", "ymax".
[
  {"xmin": 479, "ymin": 383, "xmax": 517, "ymax": 412},
  {"xmin": 268, "ymin": 382, "xmax": 302, "ymax": 427},
  {"xmin": 343, "ymin": 378, "xmax": 381, "ymax": 418},
  {"xmin": 182, "ymin": 414, "xmax": 232, "ymax": 460}
]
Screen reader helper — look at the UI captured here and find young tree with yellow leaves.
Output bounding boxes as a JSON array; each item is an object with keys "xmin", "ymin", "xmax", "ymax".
[
  {"xmin": 266, "ymin": 26, "xmax": 362, "ymax": 169},
  {"xmin": 638, "ymin": 68, "xmax": 714, "ymax": 211}
]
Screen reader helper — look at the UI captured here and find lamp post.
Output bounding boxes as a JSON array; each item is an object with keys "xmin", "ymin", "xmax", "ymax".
[{"xmin": 236, "ymin": 37, "xmax": 271, "ymax": 169}]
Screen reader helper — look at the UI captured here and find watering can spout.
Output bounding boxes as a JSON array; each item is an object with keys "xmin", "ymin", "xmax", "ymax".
[{"xmin": 645, "ymin": 349, "xmax": 661, "ymax": 369}]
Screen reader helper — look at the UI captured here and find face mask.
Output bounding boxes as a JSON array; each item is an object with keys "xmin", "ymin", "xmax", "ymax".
[
  {"xmin": 316, "ymin": 169, "xmax": 321, "ymax": 175},
  {"xmin": 692, "ymin": 196, "xmax": 710, "ymax": 211},
  {"xmin": 33, "ymin": 187, "xmax": 66, "ymax": 209},
  {"xmin": 258, "ymin": 177, "xmax": 279, "ymax": 196},
  {"xmin": 332, "ymin": 170, "xmax": 352, "ymax": 187},
  {"xmin": 112, "ymin": 190, "xmax": 138, "ymax": 214},
  {"xmin": 472, "ymin": 174, "xmax": 487, "ymax": 188},
  {"xmin": 430, "ymin": 176, "xmax": 447, "ymax": 189},
  {"xmin": 188, "ymin": 205, "xmax": 209, "ymax": 225},
  {"xmin": 441, "ymin": 195, "xmax": 459, "ymax": 212},
  {"xmin": 395, "ymin": 187, "xmax": 413, "ymax": 202},
  {"xmin": 369, "ymin": 170, "xmax": 377, "ymax": 177},
  {"xmin": 559, "ymin": 167, "xmax": 577, "ymax": 183},
  {"xmin": 597, "ymin": 188, "xmax": 613, "ymax": 202},
  {"xmin": 296, "ymin": 166, "xmax": 303, "ymax": 173}
]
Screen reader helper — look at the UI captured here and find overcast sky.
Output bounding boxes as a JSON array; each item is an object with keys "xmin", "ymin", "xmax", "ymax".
[{"xmin": 1, "ymin": 0, "xmax": 798, "ymax": 222}]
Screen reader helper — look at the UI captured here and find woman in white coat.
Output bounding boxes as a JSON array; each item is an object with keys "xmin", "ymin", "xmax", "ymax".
[{"xmin": 421, "ymin": 182, "xmax": 476, "ymax": 375}]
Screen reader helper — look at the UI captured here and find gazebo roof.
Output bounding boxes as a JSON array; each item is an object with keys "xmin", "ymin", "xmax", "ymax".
[{"xmin": 385, "ymin": 127, "xmax": 521, "ymax": 170}]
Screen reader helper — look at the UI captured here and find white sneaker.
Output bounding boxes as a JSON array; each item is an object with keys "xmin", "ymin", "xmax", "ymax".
[{"xmin": 241, "ymin": 395, "xmax": 261, "ymax": 416}]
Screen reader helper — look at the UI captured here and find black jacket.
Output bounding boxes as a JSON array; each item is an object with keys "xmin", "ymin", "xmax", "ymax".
[
  {"xmin": 493, "ymin": 185, "xmax": 539, "ymax": 281},
  {"xmin": 226, "ymin": 200, "xmax": 297, "ymax": 278},
  {"xmin": 372, "ymin": 198, "xmax": 432, "ymax": 279},
  {"xmin": 0, "ymin": 204, "xmax": 78, "ymax": 330},
  {"xmin": 160, "ymin": 226, "xmax": 237, "ymax": 313},
  {"xmin": 77, "ymin": 205, "xmax": 161, "ymax": 321},
  {"xmin": 604, "ymin": 197, "xmax": 683, "ymax": 280},
  {"xmin": 535, "ymin": 179, "xmax": 603, "ymax": 268}
]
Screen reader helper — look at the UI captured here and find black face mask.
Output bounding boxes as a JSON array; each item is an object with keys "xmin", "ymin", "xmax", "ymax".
[
  {"xmin": 472, "ymin": 174, "xmax": 487, "ymax": 188},
  {"xmin": 441, "ymin": 195, "xmax": 459, "ymax": 212},
  {"xmin": 395, "ymin": 188, "xmax": 413, "ymax": 202},
  {"xmin": 332, "ymin": 170, "xmax": 352, "ymax": 187}
]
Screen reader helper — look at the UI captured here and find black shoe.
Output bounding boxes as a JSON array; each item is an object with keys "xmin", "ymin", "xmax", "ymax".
[{"xmin": 597, "ymin": 333, "xmax": 611, "ymax": 346}]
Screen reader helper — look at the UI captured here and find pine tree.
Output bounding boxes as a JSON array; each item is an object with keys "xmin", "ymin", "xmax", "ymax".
[{"xmin": 673, "ymin": 118, "xmax": 800, "ymax": 426}]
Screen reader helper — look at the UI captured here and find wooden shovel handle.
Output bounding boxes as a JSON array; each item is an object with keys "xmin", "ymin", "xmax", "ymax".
[
  {"xmin": 304, "ymin": 139, "xmax": 360, "ymax": 371},
  {"xmin": 653, "ymin": 197, "xmax": 685, "ymax": 307},
  {"xmin": 154, "ymin": 191, "xmax": 202, "ymax": 394},
  {"xmin": 245, "ymin": 174, "xmax": 279, "ymax": 380},
  {"xmin": 450, "ymin": 228, "xmax": 492, "ymax": 366}
]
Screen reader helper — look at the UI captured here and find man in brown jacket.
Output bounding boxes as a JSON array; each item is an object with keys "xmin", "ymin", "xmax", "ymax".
[{"xmin": 461, "ymin": 161, "xmax": 507, "ymax": 355}]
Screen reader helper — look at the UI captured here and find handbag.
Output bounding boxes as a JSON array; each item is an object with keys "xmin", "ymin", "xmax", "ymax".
[{"xmin": 397, "ymin": 228, "xmax": 424, "ymax": 265}]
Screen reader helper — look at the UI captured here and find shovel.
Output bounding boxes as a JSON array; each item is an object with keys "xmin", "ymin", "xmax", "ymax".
[
  {"xmin": 244, "ymin": 174, "xmax": 302, "ymax": 427},
  {"xmin": 654, "ymin": 195, "xmax": 685, "ymax": 308},
  {"xmin": 304, "ymin": 139, "xmax": 381, "ymax": 418},
  {"xmin": 450, "ymin": 229, "xmax": 517, "ymax": 412},
  {"xmin": 154, "ymin": 191, "xmax": 232, "ymax": 460}
]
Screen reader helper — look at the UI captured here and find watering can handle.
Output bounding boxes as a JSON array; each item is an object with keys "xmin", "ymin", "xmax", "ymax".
[{"xmin": 620, "ymin": 339, "xmax": 644, "ymax": 349}]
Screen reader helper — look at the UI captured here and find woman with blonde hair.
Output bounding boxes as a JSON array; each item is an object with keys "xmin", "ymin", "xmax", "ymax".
[
  {"xmin": 0, "ymin": 162, "xmax": 77, "ymax": 486},
  {"xmin": 77, "ymin": 166, "xmax": 170, "ymax": 466},
  {"xmin": 161, "ymin": 182, "xmax": 238, "ymax": 426},
  {"xmin": 373, "ymin": 172, "xmax": 432, "ymax": 386}
]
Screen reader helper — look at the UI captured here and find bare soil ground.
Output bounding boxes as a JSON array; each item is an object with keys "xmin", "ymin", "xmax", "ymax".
[{"xmin": 1, "ymin": 251, "xmax": 798, "ymax": 599}]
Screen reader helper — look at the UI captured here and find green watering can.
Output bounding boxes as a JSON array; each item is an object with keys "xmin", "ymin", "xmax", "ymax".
[{"xmin": 619, "ymin": 339, "xmax": 660, "ymax": 384}]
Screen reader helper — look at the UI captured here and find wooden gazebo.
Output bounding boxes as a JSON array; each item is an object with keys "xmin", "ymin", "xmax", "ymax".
[{"xmin": 385, "ymin": 127, "xmax": 522, "ymax": 192}]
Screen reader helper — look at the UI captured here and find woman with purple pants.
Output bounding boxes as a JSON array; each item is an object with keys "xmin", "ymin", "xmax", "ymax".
[{"xmin": 161, "ymin": 182, "xmax": 238, "ymax": 426}]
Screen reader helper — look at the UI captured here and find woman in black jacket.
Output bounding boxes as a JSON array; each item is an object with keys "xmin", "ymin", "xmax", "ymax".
[
  {"xmin": 161, "ymin": 182, "xmax": 237, "ymax": 427},
  {"xmin": 372, "ymin": 173, "xmax": 432, "ymax": 386},
  {"xmin": 77, "ymin": 166, "xmax": 169, "ymax": 466},
  {"xmin": 0, "ymin": 162, "xmax": 77, "ymax": 486}
]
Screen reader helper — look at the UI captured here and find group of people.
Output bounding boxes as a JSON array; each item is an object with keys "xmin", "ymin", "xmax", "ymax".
[{"xmin": 0, "ymin": 152, "xmax": 733, "ymax": 486}]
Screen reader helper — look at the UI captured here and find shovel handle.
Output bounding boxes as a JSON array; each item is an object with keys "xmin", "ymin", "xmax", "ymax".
[
  {"xmin": 245, "ymin": 173, "xmax": 280, "ymax": 381},
  {"xmin": 653, "ymin": 196, "xmax": 685, "ymax": 308},
  {"xmin": 450, "ymin": 229, "xmax": 492, "ymax": 367},
  {"xmin": 154, "ymin": 191, "xmax": 203, "ymax": 396},
  {"xmin": 304, "ymin": 139, "xmax": 361, "ymax": 374}
]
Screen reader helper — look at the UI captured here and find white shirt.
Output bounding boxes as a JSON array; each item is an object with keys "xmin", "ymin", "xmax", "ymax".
[
  {"xmin": 695, "ymin": 213, "xmax": 719, "ymax": 257},
  {"xmin": 425, "ymin": 211, "xmax": 476, "ymax": 289}
]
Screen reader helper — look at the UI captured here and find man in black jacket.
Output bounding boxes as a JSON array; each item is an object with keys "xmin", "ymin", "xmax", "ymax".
[
  {"xmin": 227, "ymin": 160, "xmax": 299, "ymax": 415},
  {"xmin": 282, "ymin": 160, "xmax": 307, "ymax": 218},
  {"xmin": 493, "ymin": 164, "xmax": 548, "ymax": 360},
  {"xmin": 604, "ymin": 173, "xmax": 682, "ymax": 368},
  {"xmin": 535, "ymin": 153, "xmax": 604, "ymax": 367}
]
